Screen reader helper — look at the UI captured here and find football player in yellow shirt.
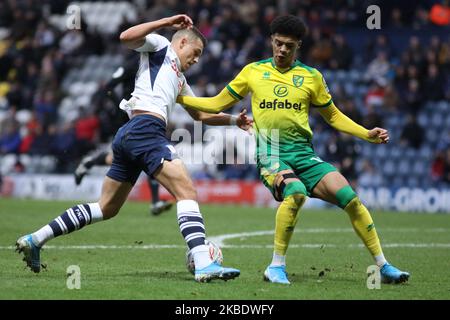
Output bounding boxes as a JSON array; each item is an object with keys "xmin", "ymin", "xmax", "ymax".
[{"xmin": 178, "ymin": 15, "xmax": 409, "ymax": 285}]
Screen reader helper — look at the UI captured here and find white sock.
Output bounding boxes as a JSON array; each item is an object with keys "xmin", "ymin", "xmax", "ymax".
[
  {"xmin": 32, "ymin": 225, "xmax": 54, "ymax": 247},
  {"xmin": 191, "ymin": 245, "xmax": 212, "ymax": 270},
  {"xmin": 31, "ymin": 202, "xmax": 103, "ymax": 247},
  {"xmin": 87, "ymin": 202, "xmax": 103, "ymax": 223},
  {"xmin": 176, "ymin": 200, "xmax": 210, "ymax": 270},
  {"xmin": 271, "ymin": 253, "xmax": 286, "ymax": 266},
  {"xmin": 375, "ymin": 253, "xmax": 387, "ymax": 267}
]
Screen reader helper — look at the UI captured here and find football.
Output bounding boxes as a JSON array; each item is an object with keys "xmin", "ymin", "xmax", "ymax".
[{"xmin": 186, "ymin": 239, "xmax": 223, "ymax": 274}]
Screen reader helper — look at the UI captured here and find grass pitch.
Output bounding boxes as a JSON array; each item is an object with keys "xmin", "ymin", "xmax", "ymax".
[{"xmin": 1, "ymin": 198, "xmax": 449, "ymax": 300}]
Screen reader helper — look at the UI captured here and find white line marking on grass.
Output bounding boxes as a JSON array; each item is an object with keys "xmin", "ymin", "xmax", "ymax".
[
  {"xmin": 2, "ymin": 228, "xmax": 449, "ymax": 250},
  {"xmin": 208, "ymin": 228, "xmax": 450, "ymax": 247},
  {"xmin": 1, "ymin": 244, "xmax": 185, "ymax": 250},
  {"xmin": 2, "ymin": 243, "xmax": 450, "ymax": 250},
  {"xmin": 208, "ymin": 230, "xmax": 273, "ymax": 247},
  {"xmin": 348, "ymin": 243, "xmax": 450, "ymax": 248},
  {"xmin": 2, "ymin": 243, "xmax": 450, "ymax": 249}
]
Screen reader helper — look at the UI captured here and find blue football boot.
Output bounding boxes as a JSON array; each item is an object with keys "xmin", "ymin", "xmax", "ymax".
[
  {"xmin": 380, "ymin": 263, "xmax": 410, "ymax": 284},
  {"xmin": 16, "ymin": 235, "xmax": 41, "ymax": 273},
  {"xmin": 194, "ymin": 262, "xmax": 240, "ymax": 283},
  {"xmin": 263, "ymin": 265, "xmax": 291, "ymax": 284}
]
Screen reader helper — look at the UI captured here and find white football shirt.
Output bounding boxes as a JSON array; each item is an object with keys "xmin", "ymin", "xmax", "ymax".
[{"xmin": 119, "ymin": 33, "xmax": 194, "ymax": 123}]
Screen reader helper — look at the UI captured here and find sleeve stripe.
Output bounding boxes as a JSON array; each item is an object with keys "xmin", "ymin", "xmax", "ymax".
[
  {"xmin": 311, "ymin": 99, "xmax": 333, "ymax": 108},
  {"xmin": 226, "ymin": 85, "xmax": 243, "ymax": 100}
]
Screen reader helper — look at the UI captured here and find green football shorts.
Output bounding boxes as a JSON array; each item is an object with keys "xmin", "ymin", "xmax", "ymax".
[{"xmin": 257, "ymin": 142, "xmax": 337, "ymax": 198}]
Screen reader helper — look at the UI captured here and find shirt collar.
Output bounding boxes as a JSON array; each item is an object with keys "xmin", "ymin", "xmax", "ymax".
[
  {"xmin": 170, "ymin": 46, "xmax": 182, "ymax": 70},
  {"xmin": 271, "ymin": 58, "xmax": 299, "ymax": 73}
]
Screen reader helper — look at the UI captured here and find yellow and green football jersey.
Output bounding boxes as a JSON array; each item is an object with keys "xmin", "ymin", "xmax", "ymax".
[{"xmin": 226, "ymin": 58, "xmax": 332, "ymax": 147}]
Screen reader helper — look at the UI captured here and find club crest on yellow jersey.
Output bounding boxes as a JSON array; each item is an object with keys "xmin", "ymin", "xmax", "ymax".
[{"xmin": 292, "ymin": 75, "xmax": 304, "ymax": 88}]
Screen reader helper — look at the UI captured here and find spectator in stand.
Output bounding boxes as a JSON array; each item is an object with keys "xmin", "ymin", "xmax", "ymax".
[
  {"xmin": 400, "ymin": 114, "xmax": 424, "ymax": 149},
  {"xmin": 329, "ymin": 34, "xmax": 353, "ymax": 70},
  {"xmin": 0, "ymin": 121, "xmax": 21, "ymax": 154},
  {"xmin": 390, "ymin": 8, "xmax": 405, "ymax": 28},
  {"xmin": 383, "ymin": 84, "xmax": 400, "ymax": 113},
  {"xmin": 34, "ymin": 21, "xmax": 56, "ymax": 49},
  {"xmin": 308, "ymin": 27, "xmax": 333, "ymax": 69},
  {"xmin": 59, "ymin": 29, "xmax": 85, "ymax": 56},
  {"xmin": 430, "ymin": 36, "xmax": 442, "ymax": 56},
  {"xmin": 52, "ymin": 122, "xmax": 77, "ymax": 172},
  {"xmin": 197, "ymin": 11, "xmax": 212, "ymax": 39},
  {"xmin": 74, "ymin": 108, "xmax": 100, "ymax": 155},
  {"xmin": 413, "ymin": 7, "xmax": 431, "ymax": 29},
  {"xmin": 365, "ymin": 51, "xmax": 392, "ymax": 83},
  {"xmin": 29, "ymin": 124, "xmax": 55, "ymax": 155},
  {"xmin": 404, "ymin": 78, "xmax": 424, "ymax": 114},
  {"xmin": 358, "ymin": 160, "xmax": 383, "ymax": 188},
  {"xmin": 365, "ymin": 78, "xmax": 386, "ymax": 108},
  {"xmin": 431, "ymin": 150, "xmax": 445, "ymax": 182},
  {"xmin": 340, "ymin": 99, "xmax": 363, "ymax": 125},
  {"xmin": 363, "ymin": 104, "xmax": 384, "ymax": 130},
  {"xmin": 374, "ymin": 34, "xmax": 393, "ymax": 59},
  {"xmin": 6, "ymin": 82, "xmax": 25, "ymax": 110},
  {"xmin": 405, "ymin": 65, "xmax": 420, "ymax": 85},
  {"xmin": 425, "ymin": 48, "xmax": 439, "ymax": 69},
  {"xmin": 443, "ymin": 149, "xmax": 450, "ymax": 184},
  {"xmin": 34, "ymin": 90, "xmax": 58, "ymax": 127},
  {"xmin": 424, "ymin": 64, "xmax": 445, "ymax": 101},
  {"xmin": 405, "ymin": 36, "xmax": 425, "ymax": 68},
  {"xmin": 436, "ymin": 40, "xmax": 450, "ymax": 68},
  {"xmin": 19, "ymin": 121, "xmax": 38, "ymax": 154},
  {"xmin": 13, "ymin": 158, "xmax": 25, "ymax": 173},
  {"xmin": 393, "ymin": 63, "xmax": 408, "ymax": 97}
]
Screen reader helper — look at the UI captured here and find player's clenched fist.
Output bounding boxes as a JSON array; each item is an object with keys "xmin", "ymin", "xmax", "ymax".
[
  {"xmin": 165, "ymin": 14, "xmax": 193, "ymax": 30},
  {"xmin": 368, "ymin": 127, "xmax": 390, "ymax": 144}
]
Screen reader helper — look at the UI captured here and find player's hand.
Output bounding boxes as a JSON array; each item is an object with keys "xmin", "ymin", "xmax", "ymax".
[
  {"xmin": 166, "ymin": 14, "xmax": 193, "ymax": 30},
  {"xmin": 236, "ymin": 108, "xmax": 254, "ymax": 134},
  {"xmin": 368, "ymin": 127, "xmax": 389, "ymax": 144}
]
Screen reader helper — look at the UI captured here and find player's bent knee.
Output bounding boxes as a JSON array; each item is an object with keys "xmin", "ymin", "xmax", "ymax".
[
  {"xmin": 335, "ymin": 185, "xmax": 357, "ymax": 209},
  {"xmin": 283, "ymin": 181, "xmax": 307, "ymax": 199},
  {"xmin": 273, "ymin": 170, "xmax": 306, "ymax": 201}
]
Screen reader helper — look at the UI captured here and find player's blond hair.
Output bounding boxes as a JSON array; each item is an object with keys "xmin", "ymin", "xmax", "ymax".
[{"xmin": 172, "ymin": 27, "xmax": 207, "ymax": 47}]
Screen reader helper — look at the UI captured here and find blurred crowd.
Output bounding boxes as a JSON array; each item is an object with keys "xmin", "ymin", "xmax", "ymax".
[{"xmin": 0, "ymin": 0, "xmax": 449, "ymax": 187}]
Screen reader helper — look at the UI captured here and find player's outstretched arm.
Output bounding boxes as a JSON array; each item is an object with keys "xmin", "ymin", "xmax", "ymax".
[
  {"xmin": 177, "ymin": 88, "xmax": 238, "ymax": 113},
  {"xmin": 185, "ymin": 108, "xmax": 253, "ymax": 132},
  {"xmin": 317, "ymin": 102, "xmax": 388, "ymax": 143},
  {"xmin": 120, "ymin": 14, "xmax": 193, "ymax": 49}
]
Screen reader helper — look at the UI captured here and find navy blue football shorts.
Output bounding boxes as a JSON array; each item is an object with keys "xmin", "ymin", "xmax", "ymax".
[{"xmin": 107, "ymin": 114, "xmax": 177, "ymax": 184}]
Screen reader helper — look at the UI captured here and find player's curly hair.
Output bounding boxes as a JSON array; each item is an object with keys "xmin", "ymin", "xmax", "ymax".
[{"xmin": 270, "ymin": 15, "xmax": 307, "ymax": 40}]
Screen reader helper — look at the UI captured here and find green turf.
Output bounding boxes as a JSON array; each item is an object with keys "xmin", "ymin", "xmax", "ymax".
[{"xmin": 1, "ymin": 198, "xmax": 449, "ymax": 300}]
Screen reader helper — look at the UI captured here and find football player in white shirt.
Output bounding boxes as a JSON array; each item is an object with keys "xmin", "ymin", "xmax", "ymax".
[{"xmin": 16, "ymin": 14, "xmax": 252, "ymax": 283}]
